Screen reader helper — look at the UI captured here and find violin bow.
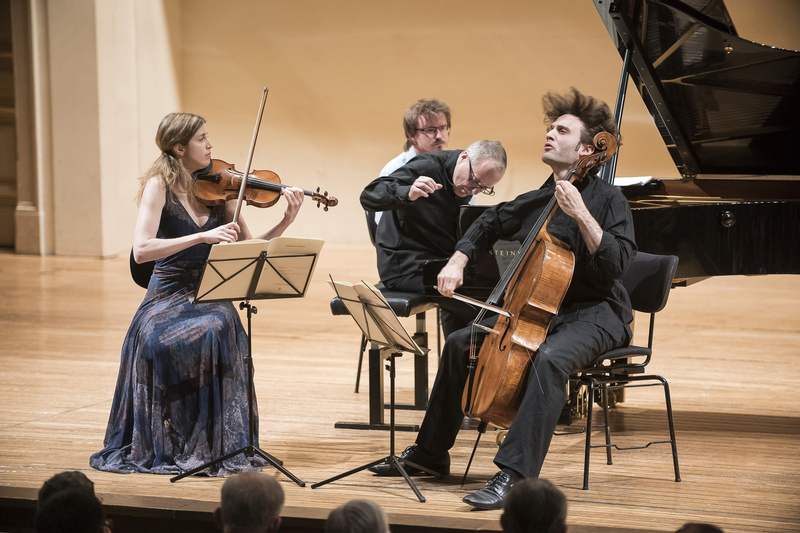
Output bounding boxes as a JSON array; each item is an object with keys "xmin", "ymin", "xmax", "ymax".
[{"xmin": 233, "ymin": 86, "xmax": 270, "ymax": 225}]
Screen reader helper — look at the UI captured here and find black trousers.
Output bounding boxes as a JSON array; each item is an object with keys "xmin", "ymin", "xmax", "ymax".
[{"xmin": 415, "ymin": 316, "xmax": 628, "ymax": 478}]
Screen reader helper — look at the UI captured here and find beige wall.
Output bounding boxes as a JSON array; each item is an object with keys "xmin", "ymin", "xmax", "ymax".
[{"xmin": 23, "ymin": 0, "xmax": 800, "ymax": 256}]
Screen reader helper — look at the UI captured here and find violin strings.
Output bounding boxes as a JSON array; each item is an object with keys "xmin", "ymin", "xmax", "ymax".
[{"xmin": 229, "ymin": 169, "xmax": 287, "ymax": 192}]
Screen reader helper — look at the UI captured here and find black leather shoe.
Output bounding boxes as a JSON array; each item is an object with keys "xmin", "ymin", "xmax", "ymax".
[
  {"xmin": 462, "ymin": 469, "xmax": 518, "ymax": 510},
  {"xmin": 368, "ymin": 444, "xmax": 450, "ymax": 477}
]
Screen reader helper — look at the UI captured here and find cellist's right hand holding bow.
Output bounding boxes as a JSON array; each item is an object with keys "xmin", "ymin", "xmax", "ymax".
[{"xmin": 437, "ymin": 251, "xmax": 469, "ymax": 297}]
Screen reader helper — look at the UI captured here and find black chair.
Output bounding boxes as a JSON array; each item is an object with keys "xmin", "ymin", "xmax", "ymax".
[{"xmin": 576, "ymin": 251, "xmax": 681, "ymax": 489}]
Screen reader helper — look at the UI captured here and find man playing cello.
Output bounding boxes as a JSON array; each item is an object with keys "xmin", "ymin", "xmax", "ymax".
[{"xmin": 369, "ymin": 88, "xmax": 636, "ymax": 510}]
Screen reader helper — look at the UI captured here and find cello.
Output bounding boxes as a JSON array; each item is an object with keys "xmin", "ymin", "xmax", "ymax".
[{"xmin": 460, "ymin": 131, "xmax": 618, "ymax": 430}]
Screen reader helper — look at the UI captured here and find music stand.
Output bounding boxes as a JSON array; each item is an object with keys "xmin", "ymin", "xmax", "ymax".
[
  {"xmin": 169, "ymin": 237, "xmax": 323, "ymax": 485},
  {"xmin": 310, "ymin": 278, "xmax": 439, "ymax": 502}
]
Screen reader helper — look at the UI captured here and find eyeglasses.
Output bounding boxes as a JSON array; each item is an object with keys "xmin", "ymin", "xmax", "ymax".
[
  {"xmin": 417, "ymin": 124, "xmax": 450, "ymax": 137},
  {"xmin": 468, "ymin": 158, "xmax": 495, "ymax": 196}
]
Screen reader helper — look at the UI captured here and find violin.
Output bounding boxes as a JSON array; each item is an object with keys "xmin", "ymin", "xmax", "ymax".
[{"xmin": 194, "ymin": 159, "xmax": 338, "ymax": 211}]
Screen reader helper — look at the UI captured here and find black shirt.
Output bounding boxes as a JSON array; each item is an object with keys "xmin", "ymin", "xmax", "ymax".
[
  {"xmin": 361, "ymin": 150, "xmax": 473, "ymax": 292},
  {"xmin": 456, "ymin": 173, "xmax": 636, "ymax": 336}
]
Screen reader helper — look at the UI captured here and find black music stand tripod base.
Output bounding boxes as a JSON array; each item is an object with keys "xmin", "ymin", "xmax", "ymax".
[
  {"xmin": 169, "ymin": 445, "xmax": 301, "ymax": 484},
  {"xmin": 311, "ymin": 350, "xmax": 440, "ymax": 503}
]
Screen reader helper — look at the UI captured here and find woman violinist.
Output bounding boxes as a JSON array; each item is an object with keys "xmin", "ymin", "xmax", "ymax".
[
  {"xmin": 90, "ymin": 112, "xmax": 304, "ymax": 475},
  {"xmin": 369, "ymin": 89, "xmax": 636, "ymax": 510}
]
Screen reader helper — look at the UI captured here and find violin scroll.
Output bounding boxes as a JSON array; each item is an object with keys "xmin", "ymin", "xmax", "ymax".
[{"xmin": 313, "ymin": 188, "xmax": 338, "ymax": 211}]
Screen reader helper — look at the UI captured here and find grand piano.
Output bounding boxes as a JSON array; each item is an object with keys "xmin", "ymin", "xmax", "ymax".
[{"xmin": 593, "ymin": 0, "xmax": 800, "ymax": 283}]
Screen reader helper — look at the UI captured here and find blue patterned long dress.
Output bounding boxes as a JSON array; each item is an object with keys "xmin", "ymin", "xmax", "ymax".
[{"xmin": 90, "ymin": 193, "xmax": 262, "ymax": 475}]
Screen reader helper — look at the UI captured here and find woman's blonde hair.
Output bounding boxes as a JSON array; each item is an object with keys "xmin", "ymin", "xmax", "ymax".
[{"xmin": 137, "ymin": 112, "xmax": 206, "ymax": 203}]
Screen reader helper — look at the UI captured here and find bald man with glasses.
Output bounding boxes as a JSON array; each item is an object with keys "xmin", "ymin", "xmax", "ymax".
[{"xmin": 361, "ymin": 139, "xmax": 506, "ymax": 338}]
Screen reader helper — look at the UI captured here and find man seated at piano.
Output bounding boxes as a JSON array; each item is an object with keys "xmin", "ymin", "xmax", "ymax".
[
  {"xmin": 360, "ymin": 139, "xmax": 507, "ymax": 338},
  {"xmin": 369, "ymin": 88, "xmax": 636, "ymax": 510}
]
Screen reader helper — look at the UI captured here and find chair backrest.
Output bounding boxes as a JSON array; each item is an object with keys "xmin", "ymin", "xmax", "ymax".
[{"xmin": 623, "ymin": 252, "xmax": 679, "ymax": 314}]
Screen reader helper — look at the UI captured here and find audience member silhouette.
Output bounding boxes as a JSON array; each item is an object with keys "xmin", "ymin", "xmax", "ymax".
[
  {"xmin": 325, "ymin": 499, "xmax": 391, "ymax": 533},
  {"xmin": 35, "ymin": 488, "xmax": 110, "ymax": 533},
  {"xmin": 214, "ymin": 471, "xmax": 285, "ymax": 533},
  {"xmin": 37, "ymin": 470, "xmax": 96, "ymax": 508},
  {"xmin": 500, "ymin": 478, "xmax": 567, "ymax": 533}
]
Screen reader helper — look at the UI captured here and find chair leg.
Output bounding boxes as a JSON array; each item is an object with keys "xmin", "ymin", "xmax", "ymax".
[
  {"xmin": 583, "ymin": 374, "xmax": 681, "ymax": 489},
  {"xmin": 461, "ymin": 421, "xmax": 488, "ymax": 486},
  {"xmin": 660, "ymin": 376, "xmax": 681, "ymax": 482},
  {"xmin": 601, "ymin": 383, "xmax": 613, "ymax": 466},
  {"xmin": 354, "ymin": 333, "xmax": 367, "ymax": 393},
  {"xmin": 583, "ymin": 380, "xmax": 595, "ymax": 490},
  {"xmin": 412, "ymin": 312, "xmax": 430, "ymax": 409}
]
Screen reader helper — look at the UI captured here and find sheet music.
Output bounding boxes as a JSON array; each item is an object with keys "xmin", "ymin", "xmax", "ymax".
[
  {"xmin": 254, "ymin": 238, "xmax": 324, "ymax": 296},
  {"xmin": 195, "ymin": 236, "xmax": 324, "ymax": 302},
  {"xmin": 328, "ymin": 279, "xmax": 423, "ymax": 355},
  {"xmin": 613, "ymin": 175, "xmax": 654, "ymax": 186}
]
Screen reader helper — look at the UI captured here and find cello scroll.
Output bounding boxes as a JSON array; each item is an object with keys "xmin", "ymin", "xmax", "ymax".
[{"xmin": 569, "ymin": 132, "xmax": 618, "ymax": 180}]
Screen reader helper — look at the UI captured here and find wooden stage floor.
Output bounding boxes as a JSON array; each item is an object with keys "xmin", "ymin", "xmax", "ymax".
[{"xmin": 0, "ymin": 245, "xmax": 798, "ymax": 532}]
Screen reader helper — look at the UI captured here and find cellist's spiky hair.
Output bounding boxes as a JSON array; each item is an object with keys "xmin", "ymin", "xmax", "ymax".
[{"xmin": 542, "ymin": 88, "xmax": 619, "ymax": 146}]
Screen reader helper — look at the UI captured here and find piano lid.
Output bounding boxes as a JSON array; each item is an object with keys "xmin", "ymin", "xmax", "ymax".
[{"xmin": 593, "ymin": 0, "xmax": 800, "ymax": 179}]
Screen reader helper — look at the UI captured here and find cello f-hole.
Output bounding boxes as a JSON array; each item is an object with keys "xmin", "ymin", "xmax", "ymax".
[{"xmin": 498, "ymin": 328, "xmax": 509, "ymax": 351}]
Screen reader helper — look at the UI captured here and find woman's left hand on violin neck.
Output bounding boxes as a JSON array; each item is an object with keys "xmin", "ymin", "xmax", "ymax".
[{"xmin": 281, "ymin": 186, "xmax": 305, "ymax": 223}]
